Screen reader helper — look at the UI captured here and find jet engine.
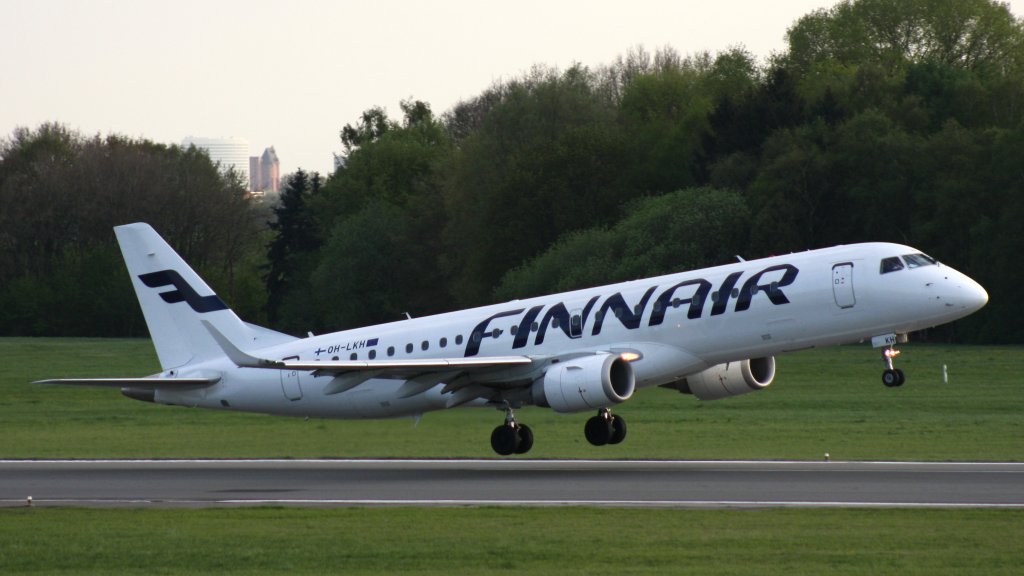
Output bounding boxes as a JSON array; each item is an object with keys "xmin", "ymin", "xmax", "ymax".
[
  {"xmin": 674, "ymin": 357, "xmax": 775, "ymax": 401},
  {"xmin": 532, "ymin": 353, "xmax": 635, "ymax": 413}
]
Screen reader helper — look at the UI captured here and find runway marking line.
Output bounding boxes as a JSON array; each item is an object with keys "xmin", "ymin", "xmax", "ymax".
[
  {"xmin": 4, "ymin": 498, "xmax": 1024, "ymax": 509},
  {"xmin": 3, "ymin": 459, "xmax": 1024, "ymax": 465}
]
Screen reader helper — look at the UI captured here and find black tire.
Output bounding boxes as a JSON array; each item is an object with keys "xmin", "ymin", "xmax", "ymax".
[
  {"xmin": 895, "ymin": 369, "xmax": 905, "ymax": 386},
  {"xmin": 490, "ymin": 424, "xmax": 519, "ymax": 455},
  {"xmin": 584, "ymin": 416, "xmax": 612, "ymax": 446},
  {"xmin": 609, "ymin": 415, "xmax": 627, "ymax": 445},
  {"xmin": 882, "ymin": 369, "xmax": 899, "ymax": 388},
  {"xmin": 515, "ymin": 424, "xmax": 534, "ymax": 454}
]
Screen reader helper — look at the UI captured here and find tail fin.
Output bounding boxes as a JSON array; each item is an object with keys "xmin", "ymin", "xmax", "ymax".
[{"xmin": 115, "ymin": 223, "xmax": 295, "ymax": 370}]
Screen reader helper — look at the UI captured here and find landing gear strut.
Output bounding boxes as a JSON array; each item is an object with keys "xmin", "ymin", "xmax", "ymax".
[
  {"xmin": 490, "ymin": 403, "xmax": 533, "ymax": 456},
  {"xmin": 881, "ymin": 346, "xmax": 905, "ymax": 388},
  {"xmin": 584, "ymin": 408, "xmax": 627, "ymax": 446}
]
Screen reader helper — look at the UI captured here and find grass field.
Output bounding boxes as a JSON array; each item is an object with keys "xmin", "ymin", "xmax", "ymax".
[
  {"xmin": 2, "ymin": 338, "xmax": 1023, "ymax": 574},
  {"xmin": 1, "ymin": 338, "xmax": 1021, "ymax": 460},
  {"xmin": 2, "ymin": 507, "xmax": 1023, "ymax": 575}
]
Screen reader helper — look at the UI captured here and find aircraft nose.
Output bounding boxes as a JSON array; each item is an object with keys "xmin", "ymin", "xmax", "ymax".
[{"xmin": 963, "ymin": 276, "xmax": 989, "ymax": 312}]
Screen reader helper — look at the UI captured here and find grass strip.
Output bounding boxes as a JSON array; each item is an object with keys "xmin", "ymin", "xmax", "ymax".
[
  {"xmin": 2, "ymin": 338, "xmax": 1022, "ymax": 460},
  {"xmin": 1, "ymin": 507, "xmax": 1022, "ymax": 575}
]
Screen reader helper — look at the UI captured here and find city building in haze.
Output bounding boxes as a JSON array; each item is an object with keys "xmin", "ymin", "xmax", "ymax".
[
  {"xmin": 182, "ymin": 136, "xmax": 250, "ymax": 189},
  {"xmin": 249, "ymin": 146, "xmax": 280, "ymax": 194}
]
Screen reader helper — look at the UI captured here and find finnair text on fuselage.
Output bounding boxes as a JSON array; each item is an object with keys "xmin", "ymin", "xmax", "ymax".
[{"xmin": 464, "ymin": 263, "xmax": 799, "ymax": 357}]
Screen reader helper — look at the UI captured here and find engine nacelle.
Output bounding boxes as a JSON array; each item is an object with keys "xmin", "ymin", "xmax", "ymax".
[
  {"xmin": 532, "ymin": 353, "xmax": 636, "ymax": 413},
  {"xmin": 678, "ymin": 357, "xmax": 775, "ymax": 401}
]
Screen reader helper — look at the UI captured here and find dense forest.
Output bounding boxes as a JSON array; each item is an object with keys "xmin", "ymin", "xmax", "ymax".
[{"xmin": 2, "ymin": 0, "xmax": 1022, "ymax": 342}]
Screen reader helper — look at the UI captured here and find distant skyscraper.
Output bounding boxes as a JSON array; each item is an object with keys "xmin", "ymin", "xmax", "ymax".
[
  {"xmin": 249, "ymin": 146, "xmax": 280, "ymax": 193},
  {"xmin": 182, "ymin": 136, "xmax": 251, "ymax": 189}
]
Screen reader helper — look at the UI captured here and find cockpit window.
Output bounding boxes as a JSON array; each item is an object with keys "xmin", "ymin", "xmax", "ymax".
[
  {"xmin": 880, "ymin": 257, "xmax": 904, "ymax": 274},
  {"xmin": 902, "ymin": 253, "xmax": 937, "ymax": 268}
]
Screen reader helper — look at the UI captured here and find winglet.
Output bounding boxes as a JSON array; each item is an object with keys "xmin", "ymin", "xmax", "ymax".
[{"xmin": 201, "ymin": 320, "xmax": 283, "ymax": 368}]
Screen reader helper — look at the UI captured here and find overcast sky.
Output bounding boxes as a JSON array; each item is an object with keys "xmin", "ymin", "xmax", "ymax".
[{"xmin": 3, "ymin": 0, "xmax": 1022, "ymax": 176}]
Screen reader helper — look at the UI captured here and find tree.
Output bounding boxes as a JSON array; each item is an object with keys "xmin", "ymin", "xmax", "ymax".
[
  {"xmin": 442, "ymin": 65, "xmax": 630, "ymax": 306},
  {"xmin": 0, "ymin": 124, "xmax": 264, "ymax": 336},
  {"xmin": 495, "ymin": 188, "xmax": 750, "ymax": 300},
  {"xmin": 264, "ymin": 169, "xmax": 322, "ymax": 326}
]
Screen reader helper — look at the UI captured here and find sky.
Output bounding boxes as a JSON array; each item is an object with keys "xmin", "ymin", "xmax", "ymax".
[{"xmin": 3, "ymin": 0, "xmax": 1023, "ymax": 177}]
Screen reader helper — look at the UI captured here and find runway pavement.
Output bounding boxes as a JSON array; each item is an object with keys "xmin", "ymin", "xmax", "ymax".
[{"xmin": 2, "ymin": 459, "xmax": 1023, "ymax": 509}]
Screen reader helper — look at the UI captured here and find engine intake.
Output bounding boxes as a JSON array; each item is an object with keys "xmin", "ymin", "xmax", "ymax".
[
  {"xmin": 676, "ymin": 357, "xmax": 775, "ymax": 401},
  {"xmin": 532, "ymin": 353, "xmax": 635, "ymax": 413}
]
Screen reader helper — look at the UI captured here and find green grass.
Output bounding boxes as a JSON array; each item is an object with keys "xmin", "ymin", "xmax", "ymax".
[
  {"xmin": 3, "ymin": 338, "xmax": 1023, "ymax": 575},
  {"xmin": 1, "ymin": 338, "xmax": 1022, "ymax": 460},
  {"xmin": 1, "ymin": 507, "xmax": 1022, "ymax": 575}
]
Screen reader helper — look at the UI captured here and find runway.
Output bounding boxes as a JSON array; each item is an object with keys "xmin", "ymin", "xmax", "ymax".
[{"xmin": 2, "ymin": 459, "xmax": 1023, "ymax": 509}]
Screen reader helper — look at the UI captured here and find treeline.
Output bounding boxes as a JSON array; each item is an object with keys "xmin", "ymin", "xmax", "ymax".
[
  {"xmin": 0, "ymin": 124, "xmax": 268, "ymax": 336},
  {"xmin": 3, "ymin": 0, "xmax": 1023, "ymax": 342}
]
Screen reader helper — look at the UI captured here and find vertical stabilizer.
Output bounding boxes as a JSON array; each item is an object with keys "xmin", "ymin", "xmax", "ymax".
[{"xmin": 115, "ymin": 223, "xmax": 290, "ymax": 370}]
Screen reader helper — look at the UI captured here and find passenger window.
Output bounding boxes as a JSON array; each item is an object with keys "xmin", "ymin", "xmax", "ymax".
[
  {"xmin": 421, "ymin": 341, "xmax": 429, "ymax": 351},
  {"xmin": 387, "ymin": 346, "xmax": 395, "ymax": 357},
  {"xmin": 350, "ymin": 353, "xmax": 358, "ymax": 360},
  {"xmin": 369, "ymin": 350, "xmax": 376, "ymax": 360},
  {"xmin": 405, "ymin": 343, "xmax": 413, "ymax": 353},
  {"xmin": 510, "ymin": 325, "xmax": 518, "ymax": 336},
  {"xmin": 456, "ymin": 335, "xmax": 464, "ymax": 345},
  {"xmin": 880, "ymin": 257, "xmax": 904, "ymax": 274},
  {"xmin": 439, "ymin": 337, "xmax": 447, "ymax": 348}
]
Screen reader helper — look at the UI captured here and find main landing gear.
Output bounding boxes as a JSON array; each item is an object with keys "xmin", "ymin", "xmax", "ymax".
[
  {"xmin": 585, "ymin": 408, "xmax": 627, "ymax": 446},
  {"xmin": 490, "ymin": 404, "xmax": 533, "ymax": 456},
  {"xmin": 881, "ymin": 346, "xmax": 905, "ymax": 388},
  {"xmin": 488, "ymin": 406, "xmax": 629, "ymax": 455}
]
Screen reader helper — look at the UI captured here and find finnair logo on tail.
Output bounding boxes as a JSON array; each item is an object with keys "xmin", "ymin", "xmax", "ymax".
[{"xmin": 138, "ymin": 270, "xmax": 228, "ymax": 313}]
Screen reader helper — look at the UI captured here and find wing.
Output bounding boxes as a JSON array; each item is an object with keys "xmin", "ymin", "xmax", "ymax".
[{"xmin": 203, "ymin": 321, "xmax": 538, "ymax": 403}]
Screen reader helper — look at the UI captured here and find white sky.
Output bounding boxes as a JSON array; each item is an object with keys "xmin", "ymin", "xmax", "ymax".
[{"xmin": 2, "ymin": 0, "xmax": 1022, "ymax": 176}]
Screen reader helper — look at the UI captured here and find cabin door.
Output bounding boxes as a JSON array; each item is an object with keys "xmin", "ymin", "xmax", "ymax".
[
  {"xmin": 280, "ymin": 356, "xmax": 303, "ymax": 400},
  {"xmin": 832, "ymin": 263, "xmax": 856, "ymax": 309}
]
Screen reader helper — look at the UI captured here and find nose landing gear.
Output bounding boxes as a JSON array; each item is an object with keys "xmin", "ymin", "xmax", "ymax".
[{"xmin": 882, "ymin": 346, "xmax": 905, "ymax": 387}]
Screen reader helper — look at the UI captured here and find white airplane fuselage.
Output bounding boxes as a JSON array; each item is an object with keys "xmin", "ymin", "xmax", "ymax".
[{"xmin": 152, "ymin": 242, "xmax": 987, "ymax": 420}]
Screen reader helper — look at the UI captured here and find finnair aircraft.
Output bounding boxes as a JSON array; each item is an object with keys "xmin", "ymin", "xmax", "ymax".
[{"xmin": 39, "ymin": 223, "xmax": 988, "ymax": 455}]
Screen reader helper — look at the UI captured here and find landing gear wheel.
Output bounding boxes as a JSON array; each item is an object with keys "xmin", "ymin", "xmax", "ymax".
[
  {"xmin": 609, "ymin": 415, "xmax": 627, "ymax": 445},
  {"xmin": 491, "ymin": 424, "xmax": 519, "ymax": 456},
  {"xmin": 882, "ymin": 369, "xmax": 898, "ymax": 387},
  {"xmin": 882, "ymin": 369, "xmax": 905, "ymax": 388},
  {"xmin": 515, "ymin": 424, "xmax": 534, "ymax": 454},
  {"xmin": 585, "ymin": 414, "xmax": 613, "ymax": 446}
]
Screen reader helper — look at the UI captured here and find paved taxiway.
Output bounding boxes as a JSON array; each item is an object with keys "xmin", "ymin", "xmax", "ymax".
[{"xmin": 2, "ymin": 460, "xmax": 1023, "ymax": 509}]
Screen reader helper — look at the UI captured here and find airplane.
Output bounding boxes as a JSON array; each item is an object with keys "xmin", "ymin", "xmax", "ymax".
[{"xmin": 37, "ymin": 223, "xmax": 989, "ymax": 455}]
